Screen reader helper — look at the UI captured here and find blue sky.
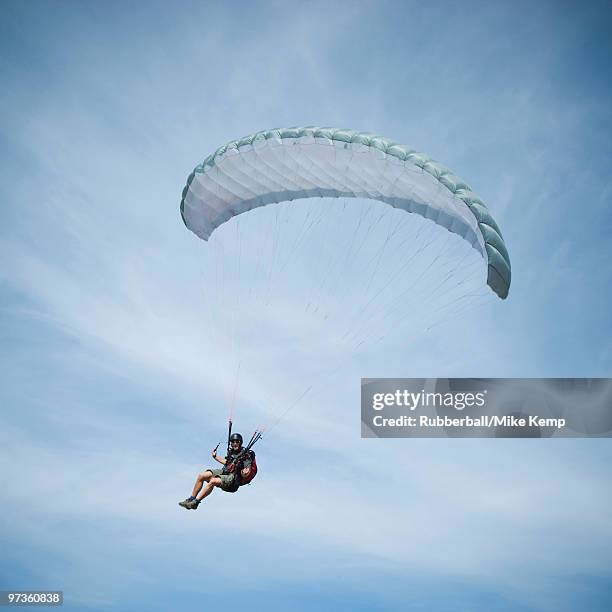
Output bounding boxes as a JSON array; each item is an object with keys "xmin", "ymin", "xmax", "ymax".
[{"xmin": 1, "ymin": 1, "xmax": 612, "ymax": 610}]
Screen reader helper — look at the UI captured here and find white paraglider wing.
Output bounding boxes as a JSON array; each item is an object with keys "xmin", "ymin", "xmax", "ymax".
[{"xmin": 181, "ymin": 127, "xmax": 510, "ymax": 299}]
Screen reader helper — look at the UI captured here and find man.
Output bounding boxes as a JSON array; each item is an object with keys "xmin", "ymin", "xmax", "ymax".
[{"xmin": 179, "ymin": 433, "xmax": 254, "ymax": 509}]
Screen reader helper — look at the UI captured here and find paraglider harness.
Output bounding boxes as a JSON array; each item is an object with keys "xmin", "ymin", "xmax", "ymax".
[{"xmin": 220, "ymin": 421, "xmax": 261, "ymax": 493}]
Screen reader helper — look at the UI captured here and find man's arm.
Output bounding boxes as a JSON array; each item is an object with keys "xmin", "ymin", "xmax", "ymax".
[
  {"xmin": 240, "ymin": 453, "xmax": 252, "ymax": 478},
  {"xmin": 212, "ymin": 449, "xmax": 227, "ymax": 465}
]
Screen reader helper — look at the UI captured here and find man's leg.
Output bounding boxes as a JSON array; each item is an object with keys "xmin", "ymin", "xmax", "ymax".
[
  {"xmin": 184, "ymin": 477, "xmax": 223, "ymax": 510},
  {"xmin": 191, "ymin": 470, "xmax": 214, "ymax": 497},
  {"xmin": 179, "ymin": 470, "xmax": 215, "ymax": 508},
  {"xmin": 195, "ymin": 476, "xmax": 223, "ymax": 503}
]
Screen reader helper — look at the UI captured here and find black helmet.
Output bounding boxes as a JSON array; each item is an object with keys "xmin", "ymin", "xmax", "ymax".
[{"xmin": 229, "ymin": 433, "xmax": 243, "ymax": 445}]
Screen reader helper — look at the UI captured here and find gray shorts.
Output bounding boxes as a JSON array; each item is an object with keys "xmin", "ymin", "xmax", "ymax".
[{"xmin": 207, "ymin": 468, "xmax": 236, "ymax": 491}]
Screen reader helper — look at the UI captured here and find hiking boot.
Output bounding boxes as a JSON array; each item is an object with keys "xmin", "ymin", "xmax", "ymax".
[
  {"xmin": 186, "ymin": 499, "xmax": 200, "ymax": 510},
  {"xmin": 179, "ymin": 498, "xmax": 194, "ymax": 509}
]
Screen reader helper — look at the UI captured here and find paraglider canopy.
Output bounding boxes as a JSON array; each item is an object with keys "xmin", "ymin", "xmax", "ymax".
[{"xmin": 180, "ymin": 126, "xmax": 511, "ymax": 299}]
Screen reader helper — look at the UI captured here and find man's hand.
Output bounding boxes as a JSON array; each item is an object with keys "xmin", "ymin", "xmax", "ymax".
[
  {"xmin": 212, "ymin": 448, "xmax": 218, "ymax": 459},
  {"xmin": 241, "ymin": 466, "xmax": 250, "ymax": 478}
]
